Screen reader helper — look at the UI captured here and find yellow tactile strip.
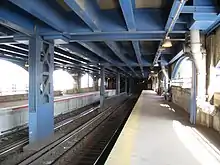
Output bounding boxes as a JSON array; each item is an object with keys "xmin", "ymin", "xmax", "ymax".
[{"xmin": 105, "ymin": 94, "xmax": 144, "ymax": 165}]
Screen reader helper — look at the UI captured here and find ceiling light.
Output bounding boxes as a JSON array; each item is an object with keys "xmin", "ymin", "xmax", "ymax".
[
  {"xmin": 25, "ymin": 62, "xmax": 29, "ymax": 67},
  {"xmin": 162, "ymin": 37, "xmax": 172, "ymax": 48}
]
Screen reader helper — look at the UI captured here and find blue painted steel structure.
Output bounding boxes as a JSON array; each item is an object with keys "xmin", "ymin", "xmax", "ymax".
[
  {"xmin": 125, "ymin": 77, "xmax": 128, "ymax": 94},
  {"xmin": 116, "ymin": 73, "xmax": 120, "ymax": 95},
  {"xmin": 190, "ymin": 60, "xmax": 197, "ymax": 124},
  {"xmin": 100, "ymin": 65, "xmax": 105, "ymax": 107},
  {"xmin": 28, "ymin": 36, "xmax": 54, "ymax": 142},
  {"xmin": 0, "ymin": 0, "xmax": 219, "ymax": 140}
]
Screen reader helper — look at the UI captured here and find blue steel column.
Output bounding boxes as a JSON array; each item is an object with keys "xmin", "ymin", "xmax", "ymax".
[
  {"xmin": 129, "ymin": 78, "xmax": 132, "ymax": 94},
  {"xmin": 77, "ymin": 72, "xmax": 81, "ymax": 92},
  {"xmin": 100, "ymin": 66, "xmax": 105, "ymax": 107},
  {"xmin": 116, "ymin": 73, "xmax": 120, "ymax": 95},
  {"xmin": 125, "ymin": 77, "xmax": 128, "ymax": 94},
  {"xmin": 190, "ymin": 61, "xmax": 197, "ymax": 124},
  {"xmin": 28, "ymin": 36, "xmax": 54, "ymax": 142},
  {"xmin": 189, "ymin": 30, "xmax": 206, "ymax": 124}
]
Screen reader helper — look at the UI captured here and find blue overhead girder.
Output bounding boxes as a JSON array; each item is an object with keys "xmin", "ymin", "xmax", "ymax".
[
  {"xmin": 77, "ymin": 41, "xmax": 128, "ymax": 75},
  {"xmin": 153, "ymin": 0, "xmax": 187, "ymax": 65},
  {"xmin": 119, "ymin": 0, "xmax": 144, "ymax": 77},
  {"xmin": 64, "ymin": 0, "xmax": 140, "ymax": 77},
  {"xmin": 0, "ymin": 0, "xmax": 219, "ymax": 75}
]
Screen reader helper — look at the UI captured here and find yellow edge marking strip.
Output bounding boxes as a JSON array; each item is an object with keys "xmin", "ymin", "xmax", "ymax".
[{"xmin": 105, "ymin": 95, "xmax": 143, "ymax": 165}]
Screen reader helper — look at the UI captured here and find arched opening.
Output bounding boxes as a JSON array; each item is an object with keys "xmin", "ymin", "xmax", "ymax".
[
  {"xmin": 171, "ymin": 56, "xmax": 197, "ymax": 124},
  {"xmin": 53, "ymin": 69, "xmax": 76, "ymax": 91},
  {"xmin": 80, "ymin": 73, "xmax": 93, "ymax": 88},
  {"xmin": 172, "ymin": 57, "xmax": 192, "ymax": 88},
  {"xmin": 207, "ymin": 60, "xmax": 220, "ymax": 102},
  {"xmin": 0, "ymin": 59, "xmax": 28, "ymax": 95}
]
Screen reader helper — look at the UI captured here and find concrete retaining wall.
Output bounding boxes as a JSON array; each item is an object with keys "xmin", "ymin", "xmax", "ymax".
[
  {"xmin": 172, "ymin": 86, "xmax": 220, "ymax": 133},
  {"xmin": 196, "ymin": 93, "xmax": 220, "ymax": 130},
  {"xmin": 171, "ymin": 86, "xmax": 191, "ymax": 113},
  {"xmin": 0, "ymin": 90, "xmax": 116, "ymax": 135}
]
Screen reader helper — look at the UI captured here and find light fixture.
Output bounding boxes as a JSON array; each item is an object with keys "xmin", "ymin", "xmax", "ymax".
[
  {"xmin": 25, "ymin": 62, "xmax": 29, "ymax": 67},
  {"xmin": 162, "ymin": 37, "xmax": 172, "ymax": 48}
]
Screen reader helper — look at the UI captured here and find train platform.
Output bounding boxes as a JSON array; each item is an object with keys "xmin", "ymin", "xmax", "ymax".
[
  {"xmin": 0, "ymin": 91, "xmax": 101, "ymax": 109},
  {"xmin": 105, "ymin": 90, "xmax": 220, "ymax": 165}
]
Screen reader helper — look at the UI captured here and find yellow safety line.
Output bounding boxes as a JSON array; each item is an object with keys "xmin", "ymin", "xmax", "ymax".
[{"xmin": 105, "ymin": 95, "xmax": 143, "ymax": 165}]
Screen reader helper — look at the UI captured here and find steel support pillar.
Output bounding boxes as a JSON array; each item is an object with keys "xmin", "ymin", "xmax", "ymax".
[
  {"xmin": 190, "ymin": 29, "xmax": 206, "ymax": 124},
  {"xmin": 161, "ymin": 65, "xmax": 169, "ymax": 92},
  {"xmin": 77, "ymin": 72, "xmax": 81, "ymax": 92},
  {"xmin": 93, "ymin": 75, "xmax": 99, "ymax": 91},
  {"xmin": 116, "ymin": 73, "xmax": 120, "ymax": 95},
  {"xmin": 125, "ymin": 78, "xmax": 128, "ymax": 94},
  {"xmin": 100, "ymin": 66, "xmax": 105, "ymax": 107},
  {"xmin": 28, "ymin": 36, "xmax": 54, "ymax": 142},
  {"xmin": 129, "ymin": 78, "xmax": 132, "ymax": 94},
  {"xmin": 190, "ymin": 62, "xmax": 197, "ymax": 124}
]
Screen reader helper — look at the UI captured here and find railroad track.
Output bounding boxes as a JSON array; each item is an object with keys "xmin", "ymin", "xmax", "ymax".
[
  {"xmin": 1, "ymin": 95, "xmax": 134, "ymax": 165},
  {"xmin": 15, "ymin": 105, "xmax": 115, "ymax": 165},
  {"xmin": 69, "ymin": 97, "xmax": 137, "ymax": 165},
  {"xmin": 0, "ymin": 103, "xmax": 99, "ymax": 159}
]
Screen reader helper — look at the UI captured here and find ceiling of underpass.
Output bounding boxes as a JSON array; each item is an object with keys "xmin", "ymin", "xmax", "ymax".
[{"xmin": 0, "ymin": 0, "xmax": 219, "ymax": 78}]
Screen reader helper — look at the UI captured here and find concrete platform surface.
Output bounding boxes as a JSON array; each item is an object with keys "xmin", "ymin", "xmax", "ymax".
[{"xmin": 105, "ymin": 90, "xmax": 220, "ymax": 165}]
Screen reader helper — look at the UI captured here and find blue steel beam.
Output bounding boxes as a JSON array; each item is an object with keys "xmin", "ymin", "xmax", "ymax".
[
  {"xmin": 153, "ymin": 0, "xmax": 187, "ymax": 65},
  {"xmin": 78, "ymin": 42, "xmax": 116, "ymax": 64},
  {"xmin": 8, "ymin": 0, "xmax": 70, "ymax": 32},
  {"xmin": 69, "ymin": 32, "xmax": 185, "ymax": 41},
  {"xmin": 0, "ymin": 48, "xmax": 100, "ymax": 73},
  {"xmin": 132, "ymin": 41, "xmax": 144, "ymax": 77},
  {"xmin": 77, "ymin": 41, "xmax": 129, "ymax": 75},
  {"xmin": 57, "ymin": 44, "xmax": 100, "ymax": 64},
  {"xmin": 0, "ymin": 3, "xmax": 33, "ymax": 35},
  {"xmin": 119, "ymin": 0, "xmax": 136, "ymax": 31},
  {"xmin": 93, "ymin": 62, "xmax": 151, "ymax": 67},
  {"xmin": 1, "ymin": 1, "xmax": 189, "ymax": 36},
  {"xmin": 64, "ymin": 0, "xmax": 135, "ymax": 76},
  {"xmin": 0, "ymin": 1, "xmax": 63, "ymax": 36},
  {"xmin": 169, "ymin": 50, "xmax": 184, "ymax": 64},
  {"xmin": 0, "ymin": 44, "xmax": 106, "ymax": 73},
  {"xmin": 0, "ymin": 43, "xmax": 87, "ymax": 64},
  {"xmin": 0, "ymin": 36, "xmax": 20, "ymax": 44},
  {"xmin": 105, "ymin": 41, "xmax": 138, "ymax": 77},
  {"xmin": 119, "ymin": 0, "xmax": 144, "ymax": 77},
  {"xmin": 1, "ymin": 2, "xmax": 106, "ymax": 71},
  {"xmin": 182, "ymin": 6, "xmax": 218, "ymax": 14},
  {"xmin": 206, "ymin": 14, "xmax": 220, "ymax": 34},
  {"xmin": 1, "ymin": 43, "xmax": 150, "ymax": 67},
  {"xmin": 0, "ymin": 35, "xmax": 102, "ymax": 65},
  {"xmin": 64, "ymin": 0, "xmax": 100, "ymax": 32}
]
